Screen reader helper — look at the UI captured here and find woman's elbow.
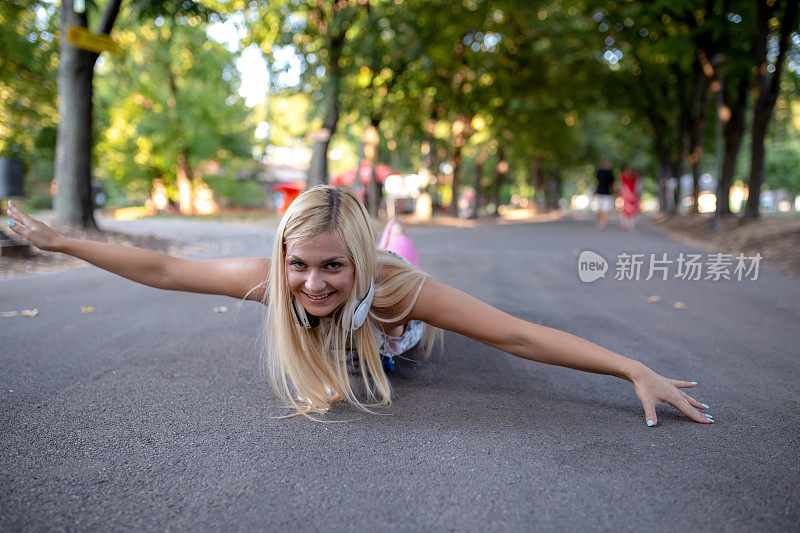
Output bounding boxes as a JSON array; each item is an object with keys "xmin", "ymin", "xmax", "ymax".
[{"xmin": 503, "ymin": 326, "xmax": 541, "ymax": 360}]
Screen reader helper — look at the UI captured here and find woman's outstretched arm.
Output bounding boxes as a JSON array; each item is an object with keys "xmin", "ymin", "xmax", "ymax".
[
  {"xmin": 5, "ymin": 201, "xmax": 269, "ymax": 302},
  {"xmin": 408, "ymin": 277, "xmax": 712, "ymax": 427}
]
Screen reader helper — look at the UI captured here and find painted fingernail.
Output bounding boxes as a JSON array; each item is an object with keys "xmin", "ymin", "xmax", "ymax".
[
  {"xmin": 647, "ymin": 419, "xmax": 656, "ymax": 427},
  {"xmin": 7, "ymin": 220, "xmax": 15, "ymax": 227},
  {"xmin": 704, "ymin": 414, "xmax": 714, "ymax": 419},
  {"xmin": 691, "ymin": 381, "xmax": 698, "ymax": 385},
  {"xmin": 701, "ymin": 403, "xmax": 710, "ymax": 409}
]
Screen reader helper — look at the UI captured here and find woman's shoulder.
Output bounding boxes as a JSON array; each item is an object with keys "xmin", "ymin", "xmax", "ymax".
[
  {"xmin": 372, "ymin": 249, "xmax": 427, "ymax": 325},
  {"xmin": 375, "ymin": 249, "xmax": 416, "ymax": 282}
]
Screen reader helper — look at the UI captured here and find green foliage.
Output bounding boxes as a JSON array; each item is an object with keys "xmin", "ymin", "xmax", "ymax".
[
  {"xmin": 265, "ymin": 93, "xmax": 313, "ymax": 146},
  {"xmin": 234, "ymin": 0, "xmax": 800, "ymax": 210},
  {"xmin": 0, "ymin": 0, "xmax": 59, "ymax": 207},
  {"xmin": 93, "ymin": 7, "xmax": 255, "ymax": 205},
  {"xmin": 5, "ymin": 0, "xmax": 799, "ymax": 213},
  {"xmin": 765, "ymin": 77, "xmax": 800, "ymax": 193},
  {"xmin": 203, "ymin": 175, "xmax": 265, "ymax": 207},
  {"xmin": 765, "ymin": 139, "xmax": 800, "ymax": 193}
]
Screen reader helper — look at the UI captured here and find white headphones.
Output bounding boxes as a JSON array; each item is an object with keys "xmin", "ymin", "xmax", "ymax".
[
  {"xmin": 344, "ymin": 278, "xmax": 375, "ymax": 330},
  {"xmin": 292, "ymin": 278, "xmax": 374, "ymax": 331}
]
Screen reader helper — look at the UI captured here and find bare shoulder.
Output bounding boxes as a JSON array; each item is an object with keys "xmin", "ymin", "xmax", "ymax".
[{"xmin": 166, "ymin": 256, "xmax": 270, "ymax": 302}]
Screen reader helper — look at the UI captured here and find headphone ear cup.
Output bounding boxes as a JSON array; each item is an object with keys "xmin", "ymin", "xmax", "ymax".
[{"xmin": 349, "ymin": 278, "xmax": 375, "ymax": 330}]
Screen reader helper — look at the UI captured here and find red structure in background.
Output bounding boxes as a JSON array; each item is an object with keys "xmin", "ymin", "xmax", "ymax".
[
  {"xmin": 272, "ymin": 181, "xmax": 305, "ymax": 215},
  {"xmin": 271, "ymin": 162, "xmax": 400, "ymax": 214},
  {"xmin": 331, "ymin": 161, "xmax": 399, "ymax": 186}
]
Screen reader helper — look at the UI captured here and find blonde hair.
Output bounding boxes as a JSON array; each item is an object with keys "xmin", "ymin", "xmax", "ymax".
[{"xmin": 262, "ymin": 185, "xmax": 437, "ymax": 419}]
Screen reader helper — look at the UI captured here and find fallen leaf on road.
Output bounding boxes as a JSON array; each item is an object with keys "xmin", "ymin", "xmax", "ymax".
[
  {"xmin": 21, "ymin": 309, "xmax": 38, "ymax": 317},
  {"xmin": 213, "ymin": 306, "xmax": 228, "ymax": 313},
  {"xmin": 81, "ymin": 306, "xmax": 94, "ymax": 314},
  {"xmin": 674, "ymin": 302, "xmax": 686, "ymax": 309},
  {"xmin": 646, "ymin": 295, "xmax": 661, "ymax": 303},
  {"xmin": 1, "ymin": 311, "xmax": 19, "ymax": 317}
]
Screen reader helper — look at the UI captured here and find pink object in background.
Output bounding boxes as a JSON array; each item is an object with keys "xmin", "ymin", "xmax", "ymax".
[
  {"xmin": 379, "ymin": 219, "xmax": 419, "ymax": 268},
  {"xmin": 386, "ymin": 234, "xmax": 419, "ymax": 268}
]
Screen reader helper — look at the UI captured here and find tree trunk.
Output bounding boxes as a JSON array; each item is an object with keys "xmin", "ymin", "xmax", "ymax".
[
  {"xmin": 689, "ymin": 69, "xmax": 710, "ymax": 214},
  {"xmin": 675, "ymin": 69, "xmax": 690, "ymax": 214},
  {"xmin": 176, "ymin": 151, "xmax": 194, "ymax": 215},
  {"xmin": 448, "ymin": 115, "xmax": 468, "ymax": 217},
  {"xmin": 307, "ymin": 114, "xmax": 338, "ymax": 187},
  {"xmin": 720, "ymin": 75, "xmax": 749, "ymax": 215},
  {"xmin": 656, "ymin": 160, "xmax": 669, "ymax": 213},
  {"xmin": 669, "ymin": 150, "xmax": 684, "ymax": 214},
  {"xmin": 646, "ymin": 141, "xmax": 666, "ymax": 215},
  {"xmin": 634, "ymin": 51, "xmax": 682, "ymax": 216},
  {"xmin": 54, "ymin": 40, "xmax": 96, "ymax": 227},
  {"xmin": 744, "ymin": 0, "xmax": 798, "ymax": 219},
  {"xmin": 470, "ymin": 159, "xmax": 483, "ymax": 219},
  {"xmin": 547, "ymin": 167, "xmax": 562, "ymax": 211},
  {"xmin": 421, "ymin": 111, "xmax": 438, "ymax": 215},
  {"xmin": 366, "ymin": 118, "xmax": 381, "ymax": 218},
  {"xmin": 53, "ymin": 0, "xmax": 121, "ymax": 229},
  {"xmin": 54, "ymin": 5, "xmax": 97, "ymax": 228},
  {"xmin": 746, "ymin": 102, "xmax": 770, "ymax": 219},
  {"xmin": 356, "ymin": 134, "xmax": 367, "ymax": 209},
  {"xmin": 493, "ymin": 146, "xmax": 507, "ymax": 215},
  {"xmin": 649, "ymin": 111, "xmax": 671, "ymax": 213},
  {"xmin": 450, "ymin": 144, "xmax": 463, "ymax": 217},
  {"xmin": 469, "ymin": 145, "xmax": 490, "ymax": 219},
  {"xmin": 307, "ymin": 34, "xmax": 342, "ymax": 187},
  {"xmin": 532, "ymin": 155, "xmax": 546, "ymax": 211},
  {"xmin": 422, "ymin": 117, "xmax": 436, "ymax": 175},
  {"xmin": 163, "ymin": 46, "xmax": 194, "ymax": 216}
]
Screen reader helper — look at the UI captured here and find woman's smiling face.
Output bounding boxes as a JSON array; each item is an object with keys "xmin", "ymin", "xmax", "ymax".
[{"xmin": 285, "ymin": 231, "xmax": 355, "ymax": 317}]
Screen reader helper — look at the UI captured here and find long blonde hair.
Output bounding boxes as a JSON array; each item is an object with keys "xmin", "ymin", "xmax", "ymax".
[{"xmin": 262, "ymin": 185, "xmax": 437, "ymax": 419}]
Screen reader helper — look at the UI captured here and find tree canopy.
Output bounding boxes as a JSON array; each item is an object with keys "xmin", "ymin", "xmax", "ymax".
[{"xmin": 3, "ymin": 0, "xmax": 799, "ymax": 222}]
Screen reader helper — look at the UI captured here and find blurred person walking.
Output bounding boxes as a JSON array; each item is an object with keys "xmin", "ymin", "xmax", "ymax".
[
  {"xmin": 620, "ymin": 164, "xmax": 641, "ymax": 232},
  {"xmin": 594, "ymin": 159, "xmax": 615, "ymax": 230}
]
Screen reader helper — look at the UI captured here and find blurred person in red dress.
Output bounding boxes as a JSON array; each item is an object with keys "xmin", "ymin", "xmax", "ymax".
[{"xmin": 620, "ymin": 164, "xmax": 641, "ymax": 232}]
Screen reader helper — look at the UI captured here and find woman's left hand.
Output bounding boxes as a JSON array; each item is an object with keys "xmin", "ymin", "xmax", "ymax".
[{"xmin": 630, "ymin": 365, "xmax": 713, "ymax": 426}]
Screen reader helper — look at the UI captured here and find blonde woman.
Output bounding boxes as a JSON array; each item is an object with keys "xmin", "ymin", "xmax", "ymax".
[{"xmin": 5, "ymin": 187, "xmax": 713, "ymax": 426}]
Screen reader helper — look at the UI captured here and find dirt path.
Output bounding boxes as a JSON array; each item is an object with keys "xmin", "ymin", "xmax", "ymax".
[{"xmin": 648, "ymin": 213, "xmax": 800, "ymax": 277}]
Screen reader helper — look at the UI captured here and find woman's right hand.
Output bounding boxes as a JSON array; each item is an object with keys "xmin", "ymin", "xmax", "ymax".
[{"xmin": 5, "ymin": 200, "xmax": 65, "ymax": 252}]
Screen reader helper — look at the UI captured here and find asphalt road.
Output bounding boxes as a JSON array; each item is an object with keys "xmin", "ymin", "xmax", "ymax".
[{"xmin": 1, "ymin": 215, "xmax": 798, "ymax": 532}]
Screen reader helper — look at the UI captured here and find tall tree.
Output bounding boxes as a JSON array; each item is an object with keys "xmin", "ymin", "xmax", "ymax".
[
  {"xmin": 342, "ymin": 0, "xmax": 423, "ymax": 216},
  {"xmin": 744, "ymin": 0, "xmax": 799, "ymax": 219},
  {"xmin": 54, "ymin": 0, "xmax": 123, "ymax": 228},
  {"xmin": 250, "ymin": 0, "xmax": 364, "ymax": 186},
  {"xmin": 707, "ymin": 1, "xmax": 757, "ymax": 216},
  {"xmin": 52, "ymin": 0, "xmax": 211, "ymax": 228}
]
